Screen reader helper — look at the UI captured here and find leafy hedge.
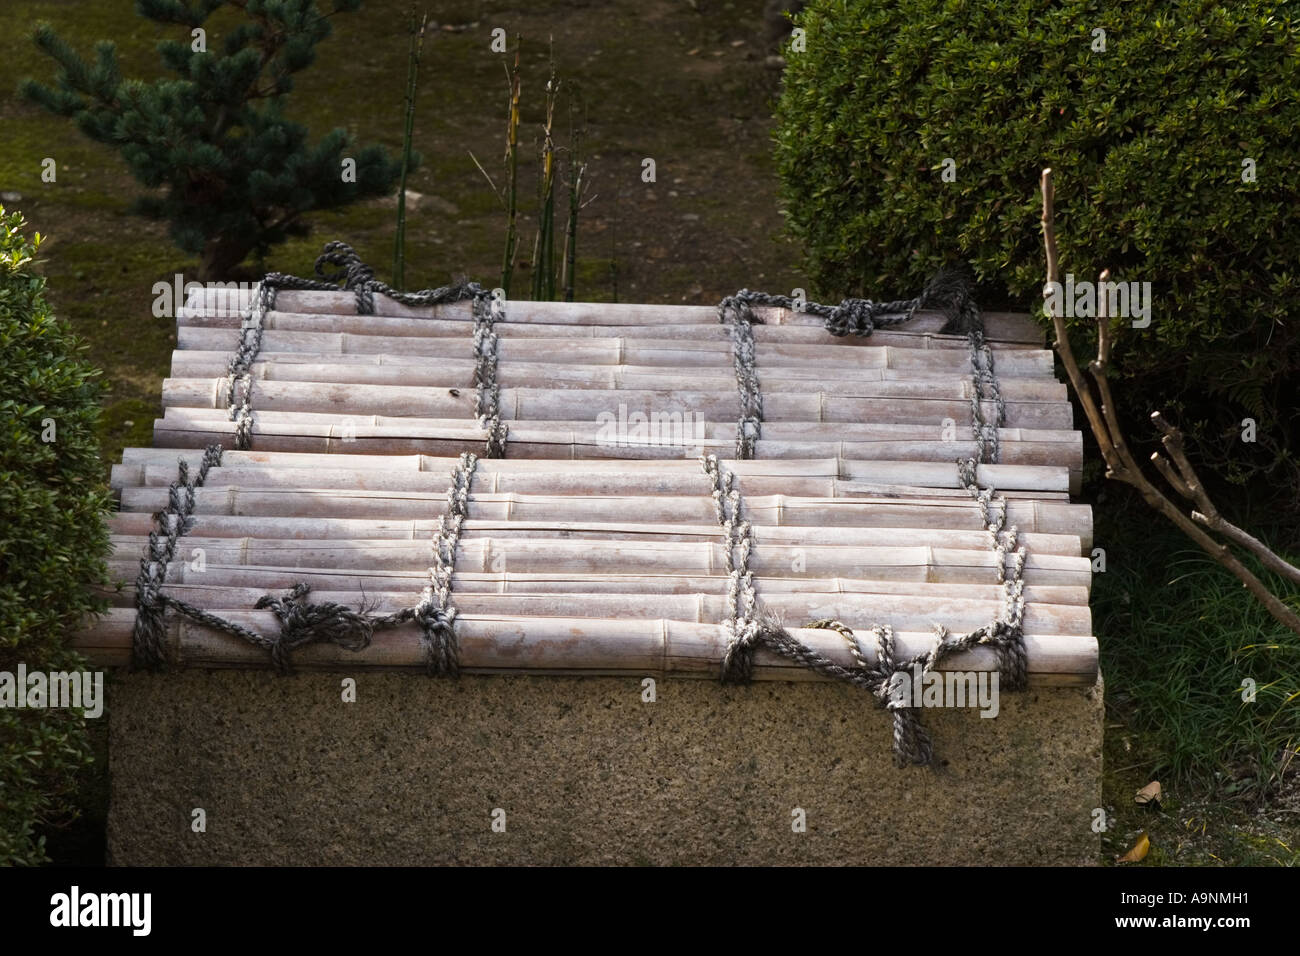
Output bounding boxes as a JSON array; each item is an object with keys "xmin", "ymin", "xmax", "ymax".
[
  {"xmin": 0, "ymin": 209, "xmax": 109, "ymax": 865},
  {"xmin": 775, "ymin": 0, "xmax": 1300, "ymax": 482}
]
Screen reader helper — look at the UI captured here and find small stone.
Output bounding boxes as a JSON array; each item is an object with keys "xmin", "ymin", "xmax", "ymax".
[{"xmin": 0, "ymin": 191, "xmax": 22, "ymax": 202}]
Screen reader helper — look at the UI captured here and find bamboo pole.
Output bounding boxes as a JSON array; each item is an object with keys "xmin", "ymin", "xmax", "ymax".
[
  {"xmin": 148, "ymin": 419, "xmax": 1079, "ymax": 479},
  {"xmin": 174, "ymin": 326, "xmax": 1059, "ymax": 375},
  {"xmin": 106, "ymin": 511, "xmax": 1081, "ymax": 555},
  {"xmin": 105, "ymin": 533, "xmax": 1093, "ymax": 587},
  {"xmin": 175, "ymin": 312, "xmax": 1045, "ymax": 351},
  {"xmin": 112, "ymin": 443, "xmax": 1080, "ymax": 494},
  {"xmin": 123, "ymin": 456, "xmax": 1078, "ymax": 501},
  {"xmin": 183, "ymin": 288, "xmax": 1046, "ymax": 343},
  {"xmin": 75, "ymin": 609, "xmax": 1097, "ymax": 683},
  {"xmin": 168, "ymin": 352, "xmax": 1065, "ymax": 393},
  {"xmin": 117, "ymin": 484, "xmax": 1081, "ymax": 527},
  {"xmin": 160, "ymin": 379, "xmax": 1074, "ymax": 430},
  {"xmin": 156, "ymin": 406, "xmax": 1082, "ymax": 447},
  {"xmin": 96, "ymin": 582, "xmax": 1090, "ymax": 635},
  {"xmin": 101, "ymin": 560, "xmax": 1091, "ymax": 606},
  {"xmin": 112, "ymin": 479, "xmax": 1089, "ymax": 544}
]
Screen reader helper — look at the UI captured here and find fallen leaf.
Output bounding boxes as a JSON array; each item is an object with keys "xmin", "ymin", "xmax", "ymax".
[
  {"xmin": 1118, "ymin": 832, "xmax": 1150, "ymax": 863},
  {"xmin": 1135, "ymin": 780, "xmax": 1162, "ymax": 807}
]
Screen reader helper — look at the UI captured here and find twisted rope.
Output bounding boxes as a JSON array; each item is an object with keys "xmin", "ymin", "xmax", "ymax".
[
  {"xmin": 377, "ymin": 452, "xmax": 479, "ymax": 676},
  {"xmin": 131, "ymin": 424, "xmax": 480, "ymax": 677},
  {"xmin": 131, "ymin": 443, "xmax": 224, "ymax": 670},
  {"xmin": 716, "ymin": 264, "xmax": 980, "ymax": 459},
  {"xmin": 700, "ymin": 266, "xmax": 1030, "ymax": 763},
  {"xmin": 221, "ymin": 241, "xmax": 507, "ymax": 458}
]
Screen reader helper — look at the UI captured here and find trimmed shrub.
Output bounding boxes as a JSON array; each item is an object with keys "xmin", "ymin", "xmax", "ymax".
[
  {"xmin": 775, "ymin": 0, "xmax": 1300, "ymax": 486},
  {"xmin": 0, "ymin": 209, "xmax": 109, "ymax": 865}
]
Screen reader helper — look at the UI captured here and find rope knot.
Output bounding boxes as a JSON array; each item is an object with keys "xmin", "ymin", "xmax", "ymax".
[
  {"xmin": 415, "ymin": 601, "xmax": 461, "ymax": 677},
  {"xmin": 254, "ymin": 583, "xmax": 375, "ymax": 674},
  {"xmin": 826, "ymin": 298, "xmax": 879, "ymax": 337}
]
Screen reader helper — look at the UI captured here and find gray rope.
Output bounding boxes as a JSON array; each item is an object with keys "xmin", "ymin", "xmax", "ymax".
[
  {"xmin": 131, "ymin": 443, "xmax": 225, "ymax": 670},
  {"xmin": 700, "ymin": 264, "xmax": 1031, "ymax": 763},
  {"xmin": 139, "ymin": 243, "xmax": 505, "ymax": 672},
  {"xmin": 471, "ymin": 295, "xmax": 509, "ymax": 459},
  {"xmin": 221, "ymin": 241, "xmax": 507, "ymax": 458},
  {"xmin": 717, "ymin": 264, "xmax": 980, "ymax": 459},
  {"xmin": 130, "ymin": 446, "xmax": 479, "ymax": 677},
  {"xmin": 378, "ymin": 451, "xmax": 479, "ymax": 676}
]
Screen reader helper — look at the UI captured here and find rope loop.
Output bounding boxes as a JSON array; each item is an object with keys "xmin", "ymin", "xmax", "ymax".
[{"xmin": 254, "ymin": 583, "xmax": 376, "ymax": 675}]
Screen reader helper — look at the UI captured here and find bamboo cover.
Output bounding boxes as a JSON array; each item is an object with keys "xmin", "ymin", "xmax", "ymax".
[{"xmin": 80, "ymin": 274, "xmax": 1096, "ymax": 691}]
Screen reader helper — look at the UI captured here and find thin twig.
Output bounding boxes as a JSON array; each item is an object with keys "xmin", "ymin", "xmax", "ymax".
[{"xmin": 1039, "ymin": 167, "xmax": 1300, "ymax": 636}]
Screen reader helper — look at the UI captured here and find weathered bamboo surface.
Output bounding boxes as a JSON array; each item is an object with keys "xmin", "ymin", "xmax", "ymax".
[
  {"xmin": 77, "ymin": 287, "xmax": 1097, "ymax": 681},
  {"xmin": 83, "ymin": 609, "xmax": 1095, "ymax": 685},
  {"xmin": 182, "ymin": 290, "xmax": 1047, "ymax": 342}
]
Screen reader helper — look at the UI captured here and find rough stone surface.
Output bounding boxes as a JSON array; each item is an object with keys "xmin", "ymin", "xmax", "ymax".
[{"xmin": 107, "ymin": 671, "xmax": 1103, "ymax": 865}]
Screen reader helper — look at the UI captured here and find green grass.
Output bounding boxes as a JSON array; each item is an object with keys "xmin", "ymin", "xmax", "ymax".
[
  {"xmin": 1090, "ymin": 485, "xmax": 1300, "ymax": 865},
  {"xmin": 1093, "ymin": 491, "xmax": 1300, "ymax": 795}
]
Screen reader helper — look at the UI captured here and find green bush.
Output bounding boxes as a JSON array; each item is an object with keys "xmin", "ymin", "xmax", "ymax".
[
  {"xmin": 0, "ymin": 209, "xmax": 109, "ymax": 865},
  {"xmin": 775, "ymin": 0, "xmax": 1300, "ymax": 483}
]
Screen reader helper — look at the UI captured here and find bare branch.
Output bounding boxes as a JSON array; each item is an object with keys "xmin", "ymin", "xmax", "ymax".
[
  {"xmin": 1192, "ymin": 517, "xmax": 1300, "ymax": 586},
  {"xmin": 1089, "ymin": 268, "xmax": 1138, "ymax": 470},
  {"xmin": 1041, "ymin": 170, "xmax": 1126, "ymax": 479},
  {"xmin": 1150, "ymin": 452, "xmax": 1192, "ymax": 498},
  {"xmin": 1038, "ymin": 167, "xmax": 1300, "ymax": 636}
]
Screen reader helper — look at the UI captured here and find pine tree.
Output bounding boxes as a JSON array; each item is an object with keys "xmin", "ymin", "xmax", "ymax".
[{"xmin": 22, "ymin": 0, "xmax": 407, "ymax": 279}]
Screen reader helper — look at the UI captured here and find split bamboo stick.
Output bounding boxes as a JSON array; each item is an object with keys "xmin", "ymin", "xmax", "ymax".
[
  {"xmin": 175, "ymin": 326, "xmax": 1057, "ymax": 374},
  {"xmin": 106, "ymin": 533, "xmax": 1093, "ymax": 588},
  {"xmin": 105, "ymin": 512, "xmax": 1081, "ymax": 554},
  {"xmin": 101, "ymin": 561, "xmax": 1091, "ymax": 606},
  {"xmin": 76, "ymin": 608, "xmax": 1095, "ymax": 682},
  {"xmin": 156, "ymin": 406, "xmax": 1082, "ymax": 455},
  {"xmin": 113, "ymin": 486, "xmax": 1088, "ymax": 540},
  {"xmin": 160, "ymin": 379, "xmax": 1074, "ymax": 430},
  {"xmin": 113, "ymin": 447, "xmax": 1072, "ymax": 497},
  {"xmin": 148, "ymin": 418, "xmax": 1079, "ymax": 481},
  {"xmin": 117, "ymin": 463, "xmax": 1080, "ymax": 519},
  {"xmin": 175, "ymin": 311, "xmax": 1045, "ymax": 350},
  {"xmin": 182, "ymin": 288, "xmax": 1045, "ymax": 342},
  {"xmin": 170, "ymin": 352, "xmax": 1065, "ymax": 393},
  {"xmin": 97, "ymin": 582, "xmax": 1090, "ymax": 635}
]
